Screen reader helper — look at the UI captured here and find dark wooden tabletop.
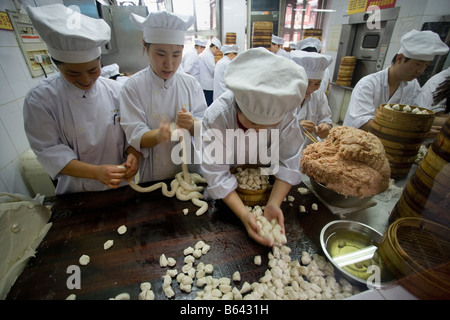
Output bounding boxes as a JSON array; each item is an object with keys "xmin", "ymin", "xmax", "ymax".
[{"xmin": 7, "ymin": 180, "xmax": 338, "ymax": 300}]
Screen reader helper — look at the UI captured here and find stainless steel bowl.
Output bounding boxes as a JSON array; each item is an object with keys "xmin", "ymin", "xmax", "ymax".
[
  {"xmin": 310, "ymin": 178, "xmax": 373, "ymax": 208},
  {"xmin": 320, "ymin": 220, "xmax": 395, "ymax": 287}
]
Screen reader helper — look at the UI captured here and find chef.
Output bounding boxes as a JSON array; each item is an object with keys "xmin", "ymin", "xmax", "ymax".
[
  {"xmin": 120, "ymin": 11, "xmax": 207, "ymax": 183},
  {"xmin": 23, "ymin": 4, "xmax": 140, "ymax": 195},
  {"xmin": 181, "ymin": 38, "xmax": 206, "ymax": 82},
  {"xmin": 270, "ymin": 34, "xmax": 289, "ymax": 58},
  {"xmin": 200, "ymin": 48, "xmax": 307, "ymax": 246},
  {"xmin": 294, "ymin": 37, "xmax": 330, "ymax": 95},
  {"xmin": 343, "ymin": 29, "xmax": 449, "ymax": 131},
  {"xmin": 213, "ymin": 44, "xmax": 239, "ymax": 101},
  {"xmin": 291, "ymin": 51, "xmax": 333, "ymax": 147},
  {"xmin": 199, "ymin": 38, "xmax": 222, "ymax": 106}
]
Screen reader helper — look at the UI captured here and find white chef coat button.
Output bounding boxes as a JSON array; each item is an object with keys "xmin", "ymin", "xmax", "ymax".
[
  {"xmin": 78, "ymin": 127, "xmax": 84, "ymax": 134},
  {"xmin": 153, "ymin": 113, "xmax": 159, "ymax": 119}
]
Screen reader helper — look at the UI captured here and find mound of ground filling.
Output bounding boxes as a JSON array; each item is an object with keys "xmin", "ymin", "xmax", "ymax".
[{"xmin": 301, "ymin": 126, "xmax": 390, "ymax": 198}]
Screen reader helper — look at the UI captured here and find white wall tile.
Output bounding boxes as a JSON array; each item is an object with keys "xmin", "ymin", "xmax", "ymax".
[
  {"xmin": 0, "ymin": 100, "xmax": 30, "ymax": 155},
  {"xmin": 0, "ymin": 120, "xmax": 18, "ymax": 169},
  {"xmin": 0, "ymin": 46, "xmax": 31, "ymax": 99},
  {"xmin": 0, "ymin": 158, "xmax": 32, "ymax": 196},
  {"xmin": 0, "ymin": 65, "xmax": 15, "ymax": 105}
]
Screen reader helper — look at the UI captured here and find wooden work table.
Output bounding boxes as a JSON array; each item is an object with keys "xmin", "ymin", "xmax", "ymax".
[{"xmin": 7, "ymin": 180, "xmax": 342, "ymax": 300}]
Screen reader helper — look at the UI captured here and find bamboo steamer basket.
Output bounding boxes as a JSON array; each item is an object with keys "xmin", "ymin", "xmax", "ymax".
[
  {"xmin": 252, "ymin": 21, "xmax": 272, "ymax": 49},
  {"xmin": 378, "ymin": 217, "xmax": 450, "ymax": 299},
  {"xmin": 336, "ymin": 56, "xmax": 356, "ymax": 86},
  {"xmin": 370, "ymin": 104, "xmax": 435, "ymax": 179},
  {"xmin": 225, "ymin": 32, "xmax": 236, "ymax": 44},
  {"xmin": 390, "ymin": 118, "xmax": 450, "ymax": 226},
  {"xmin": 302, "ymin": 29, "xmax": 322, "ymax": 41},
  {"xmin": 230, "ymin": 165, "xmax": 273, "ymax": 207}
]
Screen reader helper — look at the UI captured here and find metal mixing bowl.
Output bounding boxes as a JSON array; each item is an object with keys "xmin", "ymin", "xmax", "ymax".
[
  {"xmin": 320, "ymin": 220, "xmax": 395, "ymax": 287},
  {"xmin": 310, "ymin": 178, "xmax": 373, "ymax": 208}
]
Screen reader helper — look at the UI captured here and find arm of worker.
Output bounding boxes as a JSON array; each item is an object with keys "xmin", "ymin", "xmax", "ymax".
[
  {"xmin": 122, "ymin": 146, "xmax": 141, "ymax": 181},
  {"xmin": 60, "ymin": 160, "xmax": 126, "ymax": 189},
  {"xmin": 343, "ymin": 80, "xmax": 378, "ymax": 131}
]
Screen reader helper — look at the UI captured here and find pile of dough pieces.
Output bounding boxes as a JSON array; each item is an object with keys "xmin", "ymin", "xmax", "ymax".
[
  {"xmin": 383, "ymin": 103, "xmax": 430, "ymax": 114},
  {"xmin": 139, "ymin": 206, "xmax": 359, "ymax": 300},
  {"xmin": 234, "ymin": 167, "xmax": 271, "ymax": 191}
]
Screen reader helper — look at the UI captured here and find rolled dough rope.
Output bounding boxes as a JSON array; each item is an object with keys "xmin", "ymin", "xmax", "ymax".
[{"xmin": 127, "ymin": 125, "xmax": 208, "ymax": 216}]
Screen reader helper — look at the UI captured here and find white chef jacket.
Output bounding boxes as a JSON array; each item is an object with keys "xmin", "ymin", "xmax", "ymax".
[
  {"xmin": 120, "ymin": 66, "xmax": 207, "ymax": 183},
  {"xmin": 200, "ymin": 91, "xmax": 304, "ymax": 200},
  {"xmin": 415, "ymin": 67, "xmax": 450, "ymax": 113},
  {"xmin": 343, "ymin": 67, "xmax": 421, "ymax": 129},
  {"xmin": 318, "ymin": 68, "xmax": 330, "ymax": 95},
  {"xmin": 23, "ymin": 74, "xmax": 128, "ymax": 195},
  {"xmin": 276, "ymin": 48, "xmax": 290, "ymax": 59},
  {"xmin": 296, "ymin": 90, "xmax": 332, "ymax": 149},
  {"xmin": 199, "ymin": 47, "xmax": 216, "ymax": 90},
  {"xmin": 181, "ymin": 47, "xmax": 201, "ymax": 82},
  {"xmin": 213, "ymin": 55, "xmax": 231, "ymax": 101}
]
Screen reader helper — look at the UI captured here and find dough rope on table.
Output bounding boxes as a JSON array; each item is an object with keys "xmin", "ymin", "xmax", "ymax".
[{"xmin": 127, "ymin": 130, "xmax": 209, "ymax": 216}]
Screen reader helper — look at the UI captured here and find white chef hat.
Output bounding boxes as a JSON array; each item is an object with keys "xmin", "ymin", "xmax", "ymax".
[
  {"xmin": 271, "ymin": 35, "xmax": 284, "ymax": 45},
  {"xmin": 101, "ymin": 63, "xmax": 120, "ymax": 78},
  {"xmin": 211, "ymin": 38, "xmax": 222, "ymax": 50},
  {"xmin": 290, "ymin": 51, "xmax": 332, "ymax": 79},
  {"xmin": 225, "ymin": 47, "xmax": 307, "ymax": 125},
  {"xmin": 398, "ymin": 30, "xmax": 448, "ymax": 61},
  {"xmin": 194, "ymin": 39, "xmax": 207, "ymax": 47},
  {"xmin": 296, "ymin": 37, "xmax": 322, "ymax": 52},
  {"xmin": 130, "ymin": 11, "xmax": 194, "ymax": 45},
  {"xmin": 221, "ymin": 44, "xmax": 239, "ymax": 55},
  {"xmin": 26, "ymin": 4, "xmax": 110, "ymax": 64}
]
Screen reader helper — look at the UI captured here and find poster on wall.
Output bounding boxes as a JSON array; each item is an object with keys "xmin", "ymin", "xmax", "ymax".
[
  {"xmin": 0, "ymin": 11, "xmax": 13, "ymax": 31},
  {"xmin": 347, "ymin": 0, "xmax": 396, "ymax": 15}
]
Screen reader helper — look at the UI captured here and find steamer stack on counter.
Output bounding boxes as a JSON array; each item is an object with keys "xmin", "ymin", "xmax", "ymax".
[
  {"xmin": 251, "ymin": 21, "xmax": 273, "ymax": 49},
  {"xmin": 390, "ymin": 117, "xmax": 450, "ymax": 226},
  {"xmin": 302, "ymin": 29, "xmax": 322, "ymax": 41},
  {"xmin": 370, "ymin": 104, "xmax": 435, "ymax": 179},
  {"xmin": 335, "ymin": 56, "xmax": 356, "ymax": 87},
  {"xmin": 225, "ymin": 32, "xmax": 236, "ymax": 45}
]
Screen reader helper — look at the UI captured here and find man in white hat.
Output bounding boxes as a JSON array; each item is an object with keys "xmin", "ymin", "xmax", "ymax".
[
  {"xmin": 293, "ymin": 37, "xmax": 330, "ymax": 95},
  {"xmin": 181, "ymin": 38, "xmax": 206, "ymax": 82},
  {"xmin": 23, "ymin": 4, "xmax": 140, "ymax": 195},
  {"xmin": 213, "ymin": 44, "xmax": 239, "ymax": 101},
  {"xmin": 200, "ymin": 48, "xmax": 308, "ymax": 247},
  {"xmin": 291, "ymin": 51, "xmax": 333, "ymax": 147},
  {"xmin": 344, "ymin": 29, "xmax": 449, "ymax": 131},
  {"xmin": 270, "ymin": 34, "xmax": 289, "ymax": 58},
  {"xmin": 121, "ymin": 11, "xmax": 207, "ymax": 183},
  {"xmin": 199, "ymin": 38, "xmax": 222, "ymax": 106}
]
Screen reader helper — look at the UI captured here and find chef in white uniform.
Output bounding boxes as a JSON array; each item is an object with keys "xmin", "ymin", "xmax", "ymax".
[
  {"xmin": 23, "ymin": 4, "xmax": 140, "ymax": 195},
  {"xmin": 294, "ymin": 37, "xmax": 330, "ymax": 95},
  {"xmin": 200, "ymin": 48, "xmax": 307, "ymax": 246},
  {"xmin": 181, "ymin": 38, "xmax": 206, "ymax": 82},
  {"xmin": 291, "ymin": 51, "xmax": 333, "ymax": 148},
  {"xmin": 270, "ymin": 35, "xmax": 289, "ymax": 59},
  {"xmin": 121, "ymin": 11, "xmax": 207, "ymax": 183},
  {"xmin": 199, "ymin": 38, "xmax": 222, "ymax": 106},
  {"xmin": 343, "ymin": 30, "xmax": 449, "ymax": 131},
  {"xmin": 213, "ymin": 44, "xmax": 239, "ymax": 101}
]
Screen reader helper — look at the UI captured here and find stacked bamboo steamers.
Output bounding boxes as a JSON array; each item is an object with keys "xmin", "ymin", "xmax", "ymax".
[
  {"xmin": 252, "ymin": 21, "xmax": 272, "ymax": 49},
  {"xmin": 377, "ymin": 118, "xmax": 450, "ymax": 299},
  {"xmin": 336, "ymin": 56, "xmax": 356, "ymax": 87}
]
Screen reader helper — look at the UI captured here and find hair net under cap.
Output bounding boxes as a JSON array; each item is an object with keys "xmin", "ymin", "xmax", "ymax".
[
  {"xmin": 26, "ymin": 4, "xmax": 110, "ymax": 63},
  {"xmin": 398, "ymin": 30, "xmax": 448, "ymax": 61},
  {"xmin": 290, "ymin": 51, "xmax": 332, "ymax": 79},
  {"xmin": 225, "ymin": 47, "xmax": 307, "ymax": 125},
  {"xmin": 130, "ymin": 11, "xmax": 194, "ymax": 45}
]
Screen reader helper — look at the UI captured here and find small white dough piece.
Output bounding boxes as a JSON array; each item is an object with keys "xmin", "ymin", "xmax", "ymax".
[
  {"xmin": 311, "ymin": 203, "xmax": 318, "ymax": 210},
  {"xmin": 114, "ymin": 292, "xmax": 130, "ymax": 300},
  {"xmin": 160, "ymin": 254, "xmax": 168, "ymax": 267},
  {"xmin": 117, "ymin": 225, "xmax": 127, "ymax": 235},
  {"xmin": 182, "ymin": 208, "xmax": 189, "ymax": 215},
  {"xmin": 104, "ymin": 240, "xmax": 114, "ymax": 250},
  {"xmin": 232, "ymin": 271, "xmax": 241, "ymax": 282},
  {"xmin": 254, "ymin": 255, "xmax": 262, "ymax": 265},
  {"xmin": 167, "ymin": 257, "xmax": 177, "ymax": 267},
  {"xmin": 66, "ymin": 294, "xmax": 76, "ymax": 300},
  {"xmin": 79, "ymin": 254, "xmax": 90, "ymax": 266}
]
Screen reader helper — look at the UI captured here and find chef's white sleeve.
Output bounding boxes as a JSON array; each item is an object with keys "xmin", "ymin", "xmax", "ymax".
[{"xmin": 343, "ymin": 80, "xmax": 377, "ymax": 129}]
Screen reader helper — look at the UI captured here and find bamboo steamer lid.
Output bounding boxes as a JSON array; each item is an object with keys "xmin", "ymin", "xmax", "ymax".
[{"xmin": 378, "ymin": 217, "xmax": 450, "ymax": 299}]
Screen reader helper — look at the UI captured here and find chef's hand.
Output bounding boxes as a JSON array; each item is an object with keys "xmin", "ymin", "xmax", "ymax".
[
  {"xmin": 97, "ymin": 165, "xmax": 126, "ymax": 189},
  {"xmin": 177, "ymin": 107, "xmax": 194, "ymax": 131},
  {"xmin": 241, "ymin": 212, "xmax": 274, "ymax": 247},
  {"xmin": 157, "ymin": 120, "xmax": 171, "ymax": 144},
  {"xmin": 263, "ymin": 203, "xmax": 285, "ymax": 235},
  {"xmin": 300, "ymin": 120, "xmax": 316, "ymax": 133},
  {"xmin": 122, "ymin": 149, "xmax": 141, "ymax": 181},
  {"xmin": 316, "ymin": 123, "xmax": 332, "ymax": 139}
]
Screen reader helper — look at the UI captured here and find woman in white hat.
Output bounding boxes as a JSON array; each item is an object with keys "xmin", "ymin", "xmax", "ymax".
[
  {"xmin": 199, "ymin": 38, "xmax": 222, "ymax": 106},
  {"xmin": 23, "ymin": 4, "xmax": 140, "ymax": 195},
  {"xmin": 291, "ymin": 51, "xmax": 333, "ymax": 147},
  {"xmin": 121, "ymin": 11, "xmax": 207, "ymax": 183},
  {"xmin": 270, "ymin": 35, "xmax": 289, "ymax": 58},
  {"xmin": 343, "ymin": 29, "xmax": 449, "ymax": 132},
  {"xmin": 181, "ymin": 38, "xmax": 206, "ymax": 82},
  {"xmin": 213, "ymin": 44, "xmax": 239, "ymax": 101},
  {"xmin": 200, "ymin": 48, "xmax": 307, "ymax": 246}
]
